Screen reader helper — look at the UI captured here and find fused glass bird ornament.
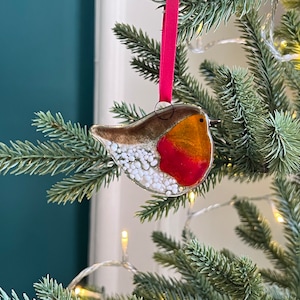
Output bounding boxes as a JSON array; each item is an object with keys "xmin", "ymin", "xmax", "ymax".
[{"xmin": 91, "ymin": 104, "xmax": 214, "ymax": 197}]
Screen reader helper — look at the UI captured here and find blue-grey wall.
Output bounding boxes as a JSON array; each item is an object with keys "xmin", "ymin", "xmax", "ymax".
[{"xmin": 0, "ymin": 1, "xmax": 94, "ymax": 296}]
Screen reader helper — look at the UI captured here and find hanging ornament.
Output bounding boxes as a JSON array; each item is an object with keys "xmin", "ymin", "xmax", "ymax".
[
  {"xmin": 91, "ymin": 104, "xmax": 215, "ymax": 197},
  {"xmin": 91, "ymin": 0, "xmax": 216, "ymax": 196}
]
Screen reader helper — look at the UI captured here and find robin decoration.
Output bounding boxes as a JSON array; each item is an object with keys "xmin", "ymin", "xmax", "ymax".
[{"xmin": 91, "ymin": 104, "xmax": 216, "ymax": 197}]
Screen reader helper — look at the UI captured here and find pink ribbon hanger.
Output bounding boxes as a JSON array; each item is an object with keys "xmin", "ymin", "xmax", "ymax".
[{"xmin": 159, "ymin": 0, "xmax": 179, "ymax": 103}]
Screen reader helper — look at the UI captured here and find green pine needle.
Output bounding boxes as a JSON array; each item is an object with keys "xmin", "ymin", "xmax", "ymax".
[
  {"xmin": 281, "ymin": 0, "xmax": 300, "ymax": 10},
  {"xmin": 275, "ymin": 10, "xmax": 300, "ymax": 45},
  {"xmin": 0, "ymin": 111, "xmax": 120, "ymax": 203},
  {"xmin": 33, "ymin": 275, "xmax": 76, "ymax": 300},
  {"xmin": 113, "ymin": 22, "xmax": 217, "ymax": 116},
  {"xmin": 154, "ymin": 0, "xmax": 261, "ymax": 40},
  {"xmin": 153, "ymin": 249, "xmax": 228, "ymax": 299},
  {"xmin": 48, "ymin": 165, "xmax": 120, "ymax": 203},
  {"xmin": 260, "ymin": 111, "xmax": 300, "ymax": 174},
  {"xmin": 151, "ymin": 231, "xmax": 181, "ymax": 251},
  {"xmin": 133, "ymin": 272, "xmax": 202, "ymax": 300},
  {"xmin": 136, "ymin": 194, "xmax": 188, "ymax": 222},
  {"xmin": 33, "ymin": 111, "xmax": 101, "ymax": 152},
  {"xmin": 110, "ymin": 101, "xmax": 147, "ymax": 124},
  {"xmin": 234, "ymin": 198, "xmax": 291, "ymax": 271},
  {"xmin": 259, "ymin": 268, "xmax": 291, "ymax": 289},
  {"xmin": 0, "ymin": 140, "xmax": 103, "ymax": 176},
  {"xmin": 237, "ymin": 10, "xmax": 289, "ymax": 112},
  {"xmin": 185, "ymin": 240, "xmax": 264, "ymax": 299},
  {"xmin": 234, "ymin": 198, "xmax": 273, "ymax": 247},
  {"xmin": 0, "ymin": 289, "xmax": 31, "ymax": 300},
  {"xmin": 207, "ymin": 64, "xmax": 268, "ymax": 177},
  {"xmin": 272, "ymin": 177, "xmax": 300, "ymax": 293}
]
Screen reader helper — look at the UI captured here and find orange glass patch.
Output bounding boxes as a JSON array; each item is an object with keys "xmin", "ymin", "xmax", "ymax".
[{"xmin": 157, "ymin": 114, "xmax": 213, "ymax": 186}]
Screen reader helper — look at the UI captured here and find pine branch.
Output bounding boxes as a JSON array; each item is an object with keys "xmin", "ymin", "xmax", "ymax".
[
  {"xmin": 47, "ymin": 166, "xmax": 120, "ymax": 203},
  {"xmin": 185, "ymin": 240, "xmax": 264, "ymax": 299},
  {"xmin": 281, "ymin": 0, "xmax": 300, "ymax": 10},
  {"xmin": 33, "ymin": 111, "xmax": 101, "ymax": 153},
  {"xmin": 151, "ymin": 231, "xmax": 182, "ymax": 251},
  {"xmin": 234, "ymin": 198, "xmax": 272, "ymax": 246},
  {"xmin": 220, "ymin": 248, "xmax": 239, "ymax": 261},
  {"xmin": 237, "ymin": 10, "xmax": 289, "ymax": 112},
  {"xmin": 133, "ymin": 272, "xmax": 209, "ymax": 300},
  {"xmin": 113, "ymin": 23, "xmax": 218, "ymax": 117},
  {"xmin": 182, "ymin": 227, "xmax": 197, "ymax": 242},
  {"xmin": 110, "ymin": 101, "xmax": 147, "ymax": 124},
  {"xmin": 0, "ymin": 140, "xmax": 103, "ymax": 176},
  {"xmin": 151, "ymin": 232, "xmax": 228, "ymax": 299},
  {"xmin": 113, "ymin": 23, "xmax": 161, "ymax": 85},
  {"xmin": 263, "ymin": 285, "xmax": 296, "ymax": 300},
  {"xmin": 273, "ymin": 177, "xmax": 300, "ymax": 295},
  {"xmin": 275, "ymin": 10, "xmax": 300, "ymax": 45},
  {"xmin": 0, "ymin": 111, "xmax": 120, "ymax": 203},
  {"xmin": 274, "ymin": 10, "xmax": 300, "ymax": 95},
  {"xmin": 259, "ymin": 268, "xmax": 291, "ymax": 289},
  {"xmin": 206, "ymin": 64, "xmax": 268, "ymax": 178},
  {"xmin": 199, "ymin": 59, "xmax": 219, "ymax": 87},
  {"xmin": 234, "ymin": 198, "xmax": 291, "ymax": 271},
  {"xmin": 0, "ymin": 289, "xmax": 31, "ymax": 300},
  {"xmin": 259, "ymin": 111, "xmax": 300, "ymax": 174},
  {"xmin": 174, "ymin": 73, "xmax": 220, "ymax": 118},
  {"xmin": 136, "ymin": 194, "xmax": 188, "ymax": 222},
  {"xmin": 33, "ymin": 275, "xmax": 77, "ymax": 300},
  {"xmin": 154, "ymin": 0, "xmax": 261, "ymax": 40},
  {"xmin": 113, "ymin": 23, "xmax": 160, "ymax": 63},
  {"xmin": 281, "ymin": 61, "xmax": 300, "ymax": 113},
  {"xmin": 153, "ymin": 249, "xmax": 229, "ymax": 300}
]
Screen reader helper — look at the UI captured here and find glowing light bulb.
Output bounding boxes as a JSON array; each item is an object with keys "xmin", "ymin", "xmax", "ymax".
[
  {"xmin": 74, "ymin": 286, "xmax": 81, "ymax": 295},
  {"xmin": 188, "ymin": 191, "xmax": 196, "ymax": 209},
  {"xmin": 276, "ymin": 39, "xmax": 288, "ymax": 52},
  {"xmin": 274, "ymin": 210, "xmax": 284, "ymax": 223},
  {"xmin": 121, "ymin": 230, "xmax": 128, "ymax": 254},
  {"xmin": 271, "ymin": 202, "xmax": 284, "ymax": 223},
  {"xmin": 74, "ymin": 286, "xmax": 102, "ymax": 299}
]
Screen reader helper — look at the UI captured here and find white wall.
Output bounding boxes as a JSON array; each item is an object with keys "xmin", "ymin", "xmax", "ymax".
[{"xmin": 89, "ymin": 0, "xmax": 284, "ymax": 295}]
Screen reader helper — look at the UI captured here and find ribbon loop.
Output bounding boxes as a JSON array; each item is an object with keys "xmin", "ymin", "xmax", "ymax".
[{"xmin": 159, "ymin": 0, "xmax": 179, "ymax": 103}]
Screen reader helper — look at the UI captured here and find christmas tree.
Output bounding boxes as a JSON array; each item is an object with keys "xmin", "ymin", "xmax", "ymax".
[{"xmin": 1, "ymin": 0, "xmax": 300, "ymax": 299}]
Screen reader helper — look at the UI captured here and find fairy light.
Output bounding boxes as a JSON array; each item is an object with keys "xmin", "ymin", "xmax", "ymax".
[
  {"xmin": 188, "ymin": 191, "xmax": 196, "ymax": 210},
  {"xmin": 274, "ymin": 211, "xmax": 284, "ymax": 223},
  {"xmin": 67, "ymin": 230, "xmax": 137, "ymax": 292},
  {"xmin": 270, "ymin": 201, "xmax": 284, "ymax": 223},
  {"xmin": 74, "ymin": 286, "xmax": 103, "ymax": 299},
  {"xmin": 187, "ymin": 14, "xmax": 246, "ymax": 54},
  {"xmin": 261, "ymin": 0, "xmax": 300, "ymax": 65},
  {"xmin": 188, "ymin": 0, "xmax": 300, "ymax": 66},
  {"xmin": 121, "ymin": 230, "xmax": 129, "ymax": 261},
  {"xmin": 184, "ymin": 194, "xmax": 278, "ymax": 234},
  {"xmin": 68, "ymin": 193, "xmax": 285, "ymax": 293}
]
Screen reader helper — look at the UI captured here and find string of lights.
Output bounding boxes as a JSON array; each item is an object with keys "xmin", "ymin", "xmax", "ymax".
[
  {"xmin": 261, "ymin": 0, "xmax": 300, "ymax": 62},
  {"xmin": 68, "ymin": 230, "xmax": 138, "ymax": 297},
  {"xmin": 187, "ymin": 0, "xmax": 300, "ymax": 65},
  {"xmin": 67, "ymin": 189, "xmax": 283, "ymax": 298}
]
